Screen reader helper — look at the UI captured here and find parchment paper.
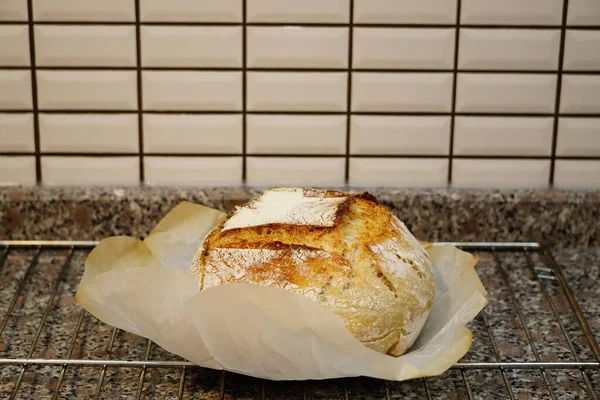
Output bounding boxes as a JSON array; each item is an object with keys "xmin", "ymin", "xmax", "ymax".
[{"xmin": 76, "ymin": 201, "xmax": 488, "ymax": 381}]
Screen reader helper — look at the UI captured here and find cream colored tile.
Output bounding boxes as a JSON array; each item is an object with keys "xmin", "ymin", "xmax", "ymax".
[
  {"xmin": 39, "ymin": 114, "xmax": 138, "ymax": 152},
  {"xmin": 42, "ymin": 156, "xmax": 139, "ymax": 185},
  {"xmin": 0, "ymin": 113, "xmax": 33, "ymax": 152},
  {"xmin": 554, "ymin": 160, "xmax": 600, "ymax": 189},
  {"xmin": 456, "ymin": 74, "xmax": 556, "ymax": 113},
  {"xmin": 247, "ymin": 72, "xmax": 346, "ymax": 111},
  {"xmin": 0, "ymin": 0, "xmax": 28, "ymax": 21},
  {"xmin": 564, "ymin": 30, "xmax": 600, "ymax": 71},
  {"xmin": 354, "ymin": 0, "xmax": 457, "ymax": 24},
  {"xmin": 247, "ymin": 115, "xmax": 345, "ymax": 154},
  {"xmin": 349, "ymin": 158, "xmax": 448, "ymax": 187},
  {"xmin": 35, "ymin": 25, "xmax": 136, "ymax": 67},
  {"xmin": 141, "ymin": 26, "xmax": 241, "ymax": 68},
  {"xmin": 143, "ymin": 71, "xmax": 242, "ymax": 111},
  {"xmin": 248, "ymin": 0, "xmax": 349, "ymax": 23},
  {"xmin": 143, "ymin": 114, "xmax": 242, "ymax": 153},
  {"xmin": 461, "ymin": 0, "xmax": 562, "ymax": 25},
  {"xmin": 452, "ymin": 160, "xmax": 550, "ymax": 188},
  {"xmin": 0, "ymin": 156, "xmax": 36, "ymax": 185},
  {"xmin": 557, "ymin": 118, "xmax": 600, "ymax": 156},
  {"xmin": 140, "ymin": 0, "xmax": 241, "ymax": 22},
  {"xmin": 459, "ymin": 29, "xmax": 560, "ymax": 70},
  {"xmin": 352, "ymin": 73, "xmax": 453, "ymax": 112},
  {"xmin": 145, "ymin": 156, "xmax": 242, "ymax": 185},
  {"xmin": 560, "ymin": 75, "xmax": 600, "ymax": 114},
  {"xmin": 567, "ymin": 0, "xmax": 600, "ymax": 26},
  {"xmin": 37, "ymin": 71, "xmax": 137, "ymax": 110},
  {"xmin": 0, "ymin": 26, "xmax": 29, "ymax": 66},
  {"xmin": 350, "ymin": 116, "xmax": 450, "ymax": 155},
  {"xmin": 247, "ymin": 157, "xmax": 345, "ymax": 186},
  {"xmin": 0, "ymin": 70, "xmax": 31, "ymax": 110},
  {"xmin": 353, "ymin": 28, "xmax": 454, "ymax": 69},
  {"xmin": 33, "ymin": 0, "xmax": 135, "ymax": 21},
  {"xmin": 247, "ymin": 27, "xmax": 348, "ymax": 68},
  {"xmin": 454, "ymin": 117, "xmax": 553, "ymax": 156}
]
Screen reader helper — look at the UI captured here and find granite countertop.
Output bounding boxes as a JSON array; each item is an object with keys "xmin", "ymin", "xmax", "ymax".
[{"xmin": 1, "ymin": 186, "xmax": 599, "ymax": 399}]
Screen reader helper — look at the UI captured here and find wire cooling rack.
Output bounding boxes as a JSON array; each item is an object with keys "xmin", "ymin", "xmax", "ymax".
[{"xmin": 0, "ymin": 241, "xmax": 598, "ymax": 399}]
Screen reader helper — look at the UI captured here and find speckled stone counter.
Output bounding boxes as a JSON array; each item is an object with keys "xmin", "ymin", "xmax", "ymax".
[
  {"xmin": 1, "ymin": 186, "xmax": 599, "ymax": 399},
  {"xmin": 1, "ymin": 186, "xmax": 599, "ymax": 247}
]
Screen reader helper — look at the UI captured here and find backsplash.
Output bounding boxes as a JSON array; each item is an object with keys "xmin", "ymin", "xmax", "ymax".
[{"xmin": 0, "ymin": 0, "xmax": 599, "ymax": 188}]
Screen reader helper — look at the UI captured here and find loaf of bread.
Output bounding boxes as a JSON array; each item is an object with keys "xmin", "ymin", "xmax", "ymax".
[{"xmin": 190, "ymin": 188, "xmax": 435, "ymax": 356}]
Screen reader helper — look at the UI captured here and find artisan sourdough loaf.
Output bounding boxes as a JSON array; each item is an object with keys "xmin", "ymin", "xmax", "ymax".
[{"xmin": 190, "ymin": 188, "xmax": 435, "ymax": 356}]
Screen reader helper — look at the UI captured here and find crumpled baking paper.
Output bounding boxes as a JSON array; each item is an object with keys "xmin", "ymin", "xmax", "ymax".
[{"xmin": 76, "ymin": 201, "xmax": 488, "ymax": 381}]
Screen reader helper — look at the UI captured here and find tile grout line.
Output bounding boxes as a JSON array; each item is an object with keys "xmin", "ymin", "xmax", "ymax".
[
  {"xmin": 242, "ymin": 0, "xmax": 247, "ymax": 182},
  {"xmin": 344, "ymin": 0, "xmax": 354, "ymax": 184},
  {"xmin": 135, "ymin": 0, "xmax": 145, "ymax": 183},
  {"xmin": 447, "ymin": 0, "xmax": 462, "ymax": 184},
  {"xmin": 26, "ymin": 0, "xmax": 41, "ymax": 183},
  {"xmin": 549, "ymin": 0, "xmax": 569, "ymax": 186}
]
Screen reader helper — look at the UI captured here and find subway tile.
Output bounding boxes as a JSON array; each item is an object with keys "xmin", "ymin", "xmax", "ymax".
[
  {"xmin": 352, "ymin": 73, "xmax": 453, "ymax": 112},
  {"xmin": 556, "ymin": 118, "xmax": 600, "ymax": 156},
  {"xmin": 459, "ymin": 29, "xmax": 560, "ymax": 70},
  {"xmin": 460, "ymin": 0, "xmax": 562, "ymax": 25},
  {"xmin": 0, "ymin": 0, "xmax": 27, "ymax": 21},
  {"xmin": 145, "ymin": 156, "xmax": 242, "ymax": 185},
  {"xmin": 349, "ymin": 158, "xmax": 448, "ymax": 187},
  {"xmin": 454, "ymin": 117, "xmax": 553, "ymax": 156},
  {"xmin": 143, "ymin": 114, "xmax": 242, "ymax": 153},
  {"xmin": 41, "ymin": 156, "xmax": 139, "ymax": 185},
  {"xmin": 0, "ymin": 70, "xmax": 32, "ymax": 110},
  {"xmin": 246, "ymin": 157, "xmax": 345, "ymax": 186},
  {"xmin": 247, "ymin": 115, "xmax": 346, "ymax": 154},
  {"xmin": 353, "ymin": 28, "xmax": 455, "ymax": 69},
  {"xmin": 140, "ymin": 0, "xmax": 241, "ymax": 22},
  {"xmin": 354, "ymin": 0, "xmax": 457, "ymax": 24},
  {"xmin": 0, "ymin": 113, "xmax": 34, "ymax": 152},
  {"xmin": 0, "ymin": 156, "xmax": 36, "ymax": 185},
  {"xmin": 247, "ymin": 72, "xmax": 346, "ymax": 112},
  {"xmin": 141, "ymin": 26, "xmax": 241, "ymax": 68},
  {"xmin": 567, "ymin": 0, "xmax": 600, "ymax": 26},
  {"xmin": 554, "ymin": 160, "xmax": 600, "ymax": 189},
  {"xmin": 247, "ymin": 27, "xmax": 348, "ymax": 68},
  {"xmin": 560, "ymin": 75, "xmax": 600, "ymax": 114},
  {"xmin": 33, "ymin": 0, "xmax": 135, "ymax": 21},
  {"xmin": 350, "ymin": 116, "xmax": 450, "ymax": 155},
  {"xmin": 37, "ymin": 71, "xmax": 137, "ymax": 110},
  {"xmin": 564, "ymin": 30, "xmax": 600, "ymax": 71},
  {"xmin": 452, "ymin": 160, "xmax": 550, "ymax": 188},
  {"xmin": 142, "ymin": 71, "xmax": 242, "ymax": 111},
  {"xmin": 0, "ymin": 26, "xmax": 29, "ymax": 66},
  {"xmin": 35, "ymin": 25, "xmax": 136, "ymax": 67},
  {"xmin": 39, "ymin": 114, "xmax": 138, "ymax": 152},
  {"xmin": 456, "ymin": 73, "xmax": 556, "ymax": 113},
  {"xmin": 248, "ymin": 0, "xmax": 349, "ymax": 23}
]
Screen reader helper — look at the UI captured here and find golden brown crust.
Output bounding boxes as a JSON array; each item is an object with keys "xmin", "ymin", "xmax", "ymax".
[{"xmin": 191, "ymin": 187, "xmax": 435, "ymax": 356}]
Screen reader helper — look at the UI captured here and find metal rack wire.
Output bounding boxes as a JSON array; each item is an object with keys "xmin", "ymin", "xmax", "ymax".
[{"xmin": 0, "ymin": 241, "xmax": 598, "ymax": 399}]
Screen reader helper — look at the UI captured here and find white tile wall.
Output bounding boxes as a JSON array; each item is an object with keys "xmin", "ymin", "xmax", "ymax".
[
  {"xmin": 1, "ymin": 1, "xmax": 600, "ymax": 188},
  {"xmin": 37, "ymin": 71, "xmax": 137, "ymax": 110},
  {"xmin": 141, "ymin": 26, "xmax": 242, "ymax": 68},
  {"xmin": 247, "ymin": 27, "xmax": 348, "ymax": 68},
  {"xmin": 456, "ymin": 74, "xmax": 556, "ymax": 113},
  {"xmin": 352, "ymin": 73, "xmax": 453, "ymax": 112},
  {"xmin": 353, "ymin": 28, "xmax": 455, "ymax": 69},
  {"xmin": 248, "ymin": 0, "xmax": 349, "ymax": 23},
  {"xmin": 247, "ymin": 115, "xmax": 346, "ymax": 154},
  {"xmin": 0, "ymin": 113, "xmax": 34, "ymax": 152},
  {"xmin": 144, "ymin": 114, "xmax": 242, "ymax": 154},
  {"xmin": 0, "ymin": 26, "xmax": 30, "ymax": 66}
]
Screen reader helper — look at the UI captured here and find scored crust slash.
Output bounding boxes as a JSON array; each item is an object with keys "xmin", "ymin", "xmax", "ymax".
[{"xmin": 190, "ymin": 187, "xmax": 435, "ymax": 357}]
